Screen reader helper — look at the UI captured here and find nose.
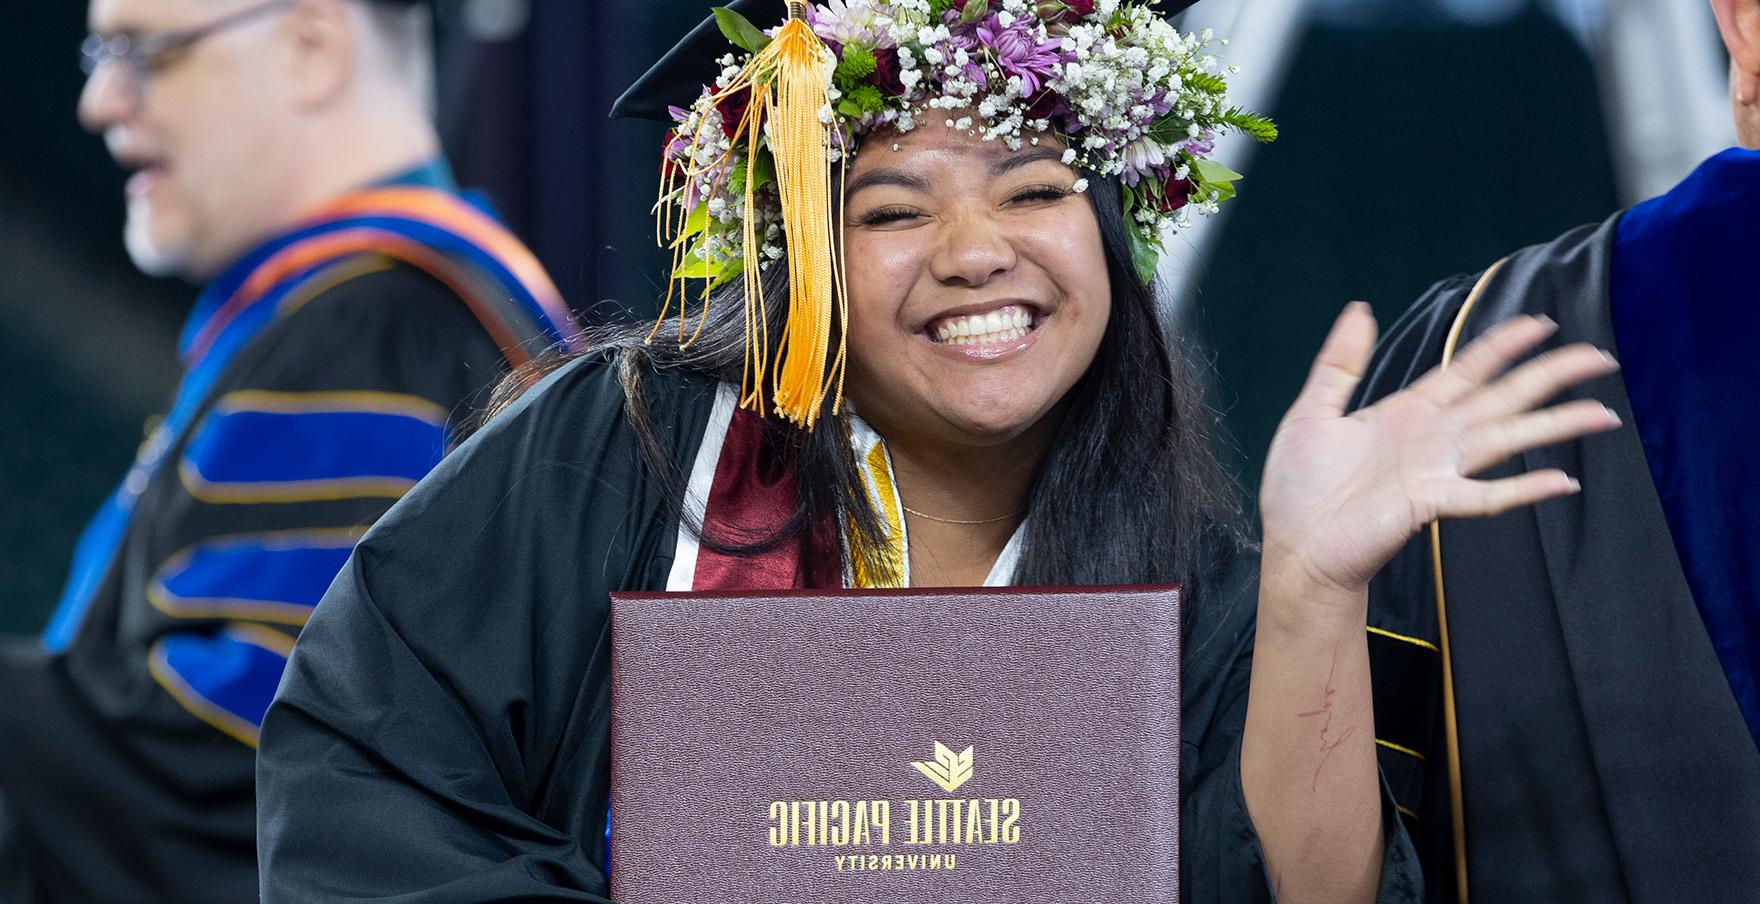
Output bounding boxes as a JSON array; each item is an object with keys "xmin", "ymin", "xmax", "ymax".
[
  {"xmin": 78, "ymin": 64, "xmax": 134, "ymax": 134},
  {"xmin": 928, "ymin": 205, "xmax": 1017, "ymax": 288}
]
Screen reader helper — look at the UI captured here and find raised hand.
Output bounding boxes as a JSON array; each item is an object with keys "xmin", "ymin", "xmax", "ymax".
[{"xmin": 1259, "ymin": 302, "xmax": 1623, "ymax": 599}]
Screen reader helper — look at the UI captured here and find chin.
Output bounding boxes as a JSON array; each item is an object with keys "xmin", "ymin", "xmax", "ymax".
[
  {"xmin": 940, "ymin": 400, "xmax": 1058, "ymax": 443},
  {"xmin": 123, "ymin": 204, "xmax": 193, "ymax": 279}
]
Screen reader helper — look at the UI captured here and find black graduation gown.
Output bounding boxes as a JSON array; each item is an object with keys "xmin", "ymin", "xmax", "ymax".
[
  {"xmin": 0, "ymin": 266, "xmax": 505, "ymax": 904},
  {"xmin": 256, "ymin": 354, "xmax": 1423, "ymax": 902},
  {"xmin": 1354, "ymin": 217, "xmax": 1760, "ymax": 902}
]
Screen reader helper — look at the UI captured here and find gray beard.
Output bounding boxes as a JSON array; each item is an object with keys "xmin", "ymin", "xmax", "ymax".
[{"xmin": 123, "ymin": 203, "xmax": 185, "ymax": 279}]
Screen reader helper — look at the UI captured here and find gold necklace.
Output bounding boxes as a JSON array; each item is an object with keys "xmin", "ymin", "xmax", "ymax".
[{"xmin": 900, "ymin": 504, "xmax": 1023, "ymax": 526}]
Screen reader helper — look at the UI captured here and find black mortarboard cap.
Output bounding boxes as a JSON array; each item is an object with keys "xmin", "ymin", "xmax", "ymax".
[{"xmin": 611, "ymin": 0, "xmax": 1205, "ymax": 122}]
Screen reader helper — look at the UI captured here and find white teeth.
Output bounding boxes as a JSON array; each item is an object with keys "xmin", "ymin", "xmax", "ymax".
[{"xmin": 931, "ymin": 306, "xmax": 1037, "ymax": 345}]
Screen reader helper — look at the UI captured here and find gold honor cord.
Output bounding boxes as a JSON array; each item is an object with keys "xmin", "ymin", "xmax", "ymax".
[{"xmin": 1431, "ymin": 255, "xmax": 1509, "ymax": 904}]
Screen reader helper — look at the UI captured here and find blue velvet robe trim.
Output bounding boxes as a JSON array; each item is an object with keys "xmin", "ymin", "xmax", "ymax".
[{"xmin": 1611, "ymin": 147, "xmax": 1760, "ymax": 750}]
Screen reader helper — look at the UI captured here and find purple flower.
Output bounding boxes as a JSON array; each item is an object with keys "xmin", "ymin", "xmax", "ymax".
[
  {"xmin": 807, "ymin": 0, "xmax": 894, "ymax": 49},
  {"xmin": 975, "ymin": 15, "xmax": 1067, "ymax": 96},
  {"xmin": 1180, "ymin": 130, "xmax": 1217, "ymax": 158}
]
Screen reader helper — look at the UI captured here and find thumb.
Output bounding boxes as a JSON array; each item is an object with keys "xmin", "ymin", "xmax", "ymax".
[{"xmin": 1286, "ymin": 302, "xmax": 1379, "ymax": 421}]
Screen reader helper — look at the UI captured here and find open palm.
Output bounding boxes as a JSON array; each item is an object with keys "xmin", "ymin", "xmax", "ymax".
[{"xmin": 1260, "ymin": 303, "xmax": 1622, "ymax": 597}]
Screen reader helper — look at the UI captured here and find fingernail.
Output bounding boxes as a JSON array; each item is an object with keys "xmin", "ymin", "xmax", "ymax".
[
  {"xmin": 1566, "ymin": 477, "xmax": 1583, "ymax": 493},
  {"xmin": 1601, "ymin": 350, "xmax": 1620, "ymax": 368},
  {"xmin": 1603, "ymin": 405, "xmax": 1622, "ymax": 427},
  {"xmin": 1536, "ymin": 315, "xmax": 1558, "ymax": 329}
]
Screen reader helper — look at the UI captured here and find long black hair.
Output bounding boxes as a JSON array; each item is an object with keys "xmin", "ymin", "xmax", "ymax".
[{"xmin": 489, "ymin": 171, "xmax": 1244, "ymax": 592}]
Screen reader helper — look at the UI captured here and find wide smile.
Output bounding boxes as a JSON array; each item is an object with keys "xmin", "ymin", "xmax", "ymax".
[{"xmin": 920, "ymin": 302, "xmax": 1047, "ymax": 362}]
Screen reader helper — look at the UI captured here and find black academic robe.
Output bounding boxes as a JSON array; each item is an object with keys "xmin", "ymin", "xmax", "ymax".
[
  {"xmin": 0, "ymin": 266, "xmax": 505, "ymax": 904},
  {"xmin": 256, "ymin": 354, "xmax": 1423, "ymax": 902},
  {"xmin": 1355, "ymin": 217, "xmax": 1760, "ymax": 902}
]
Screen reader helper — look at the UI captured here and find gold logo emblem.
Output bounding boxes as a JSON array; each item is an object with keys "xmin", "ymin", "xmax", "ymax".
[{"xmin": 911, "ymin": 741, "xmax": 974, "ymax": 794}]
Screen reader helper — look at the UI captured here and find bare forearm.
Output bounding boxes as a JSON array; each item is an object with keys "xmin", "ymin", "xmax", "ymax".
[{"xmin": 1241, "ymin": 560, "xmax": 1383, "ymax": 904}]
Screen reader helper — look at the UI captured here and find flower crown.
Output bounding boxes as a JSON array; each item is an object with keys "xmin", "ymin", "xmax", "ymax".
[{"xmin": 655, "ymin": 0, "xmax": 1274, "ymax": 427}]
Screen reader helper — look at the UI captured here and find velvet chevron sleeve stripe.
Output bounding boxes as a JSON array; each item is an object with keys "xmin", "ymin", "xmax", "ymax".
[
  {"xmin": 147, "ymin": 529, "xmax": 364, "ymax": 626},
  {"xmin": 148, "ymin": 623, "xmax": 298, "ymax": 747},
  {"xmin": 178, "ymin": 391, "xmax": 449, "ymax": 505}
]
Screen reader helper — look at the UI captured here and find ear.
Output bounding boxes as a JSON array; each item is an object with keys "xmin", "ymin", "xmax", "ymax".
[
  {"xmin": 1710, "ymin": 0, "xmax": 1760, "ymax": 103},
  {"xmin": 283, "ymin": 0, "xmax": 356, "ymax": 110}
]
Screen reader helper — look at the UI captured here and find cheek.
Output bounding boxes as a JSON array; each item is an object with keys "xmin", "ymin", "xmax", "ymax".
[
  {"xmin": 1025, "ymin": 213, "xmax": 1112, "ymax": 339},
  {"xmin": 841, "ymin": 231, "xmax": 925, "ymax": 339}
]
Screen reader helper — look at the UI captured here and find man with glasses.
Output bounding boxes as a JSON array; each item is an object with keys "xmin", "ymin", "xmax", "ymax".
[{"xmin": 0, "ymin": 1, "xmax": 577, "ymax": 900}]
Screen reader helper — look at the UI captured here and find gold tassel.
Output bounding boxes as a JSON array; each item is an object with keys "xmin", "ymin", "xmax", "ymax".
[{"xmin": 656, "ymin": 2, "xmax": 846, "ymax": 430}]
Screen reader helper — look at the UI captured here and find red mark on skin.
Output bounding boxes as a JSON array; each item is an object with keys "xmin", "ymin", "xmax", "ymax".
[{"xmin": 1296, "ymin": 648, "xmax": 1358, "ymax": 792}]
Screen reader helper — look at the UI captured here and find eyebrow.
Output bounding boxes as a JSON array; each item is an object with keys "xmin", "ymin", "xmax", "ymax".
[
  {"xmin": 991, "ymin": 146, "xmax": 1066, "ymax": 175},
  {"xmin": 845, "ymin": 168, "xmax": 931, "ymax": 199},
  {"xmin": 844, "ymin": 145, "xmax": 1071, "ymax": 200}
]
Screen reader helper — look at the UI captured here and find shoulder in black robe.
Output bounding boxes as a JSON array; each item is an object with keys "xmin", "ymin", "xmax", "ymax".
[
  {"xmin": 1353, "ymin": 216, "xmax": 1760, "ymax": 902},
  {"xmin": 0, "ymin": 264, "xmax": 506, "ymax": 904}
]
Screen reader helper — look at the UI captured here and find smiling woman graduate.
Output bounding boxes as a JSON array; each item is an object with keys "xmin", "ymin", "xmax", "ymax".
[{"xmin": 254, "ymin": 2, "xmax": 1623, "ymax": 901}]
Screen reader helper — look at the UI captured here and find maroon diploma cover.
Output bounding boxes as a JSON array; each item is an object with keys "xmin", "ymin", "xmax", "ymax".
[{"xmin": 609, "ymin": 584, "xmax": 1182, "ymax": 903}]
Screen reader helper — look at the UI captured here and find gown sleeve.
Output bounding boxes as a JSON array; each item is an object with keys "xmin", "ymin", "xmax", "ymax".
[
  {"xmin": 255, "ymin": 355, "xmax": 710, "ymax": 903},
  {"xmin": 1180, "ymin": 547, "xmax": 1425, "ymax": 903},
  {"xmin": 133, "ymin": 266, "xmax": 512, "ymax": 748},
  {"xmin": 0, "ymin": 266, "xmax": 511, "ymax": 903}
]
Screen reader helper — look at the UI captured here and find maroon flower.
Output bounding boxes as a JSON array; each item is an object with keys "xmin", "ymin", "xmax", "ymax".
[
  {"xmin": 871, "ymin": 46, "xmax": 905, "ymax": 96},
  {"xmin": 1062, "ymin": 0, "xmax": 1097, "ymax": 16},
  {"xmin": 715, "ymin": 86, "xmax": 754, "ymax": 139},
  {"xmin": 1024, "ymin": 88, "xmax": 1067, "ymax": 124},
  {"xmin": 660, "ymin": 128, "xmax": 688, "ymax": 181},
  {"xmin": 1155, "ymin": 177, "xmax": 1192, "ymax": 213}
]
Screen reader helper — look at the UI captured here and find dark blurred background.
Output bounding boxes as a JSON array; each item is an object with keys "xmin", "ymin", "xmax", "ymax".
[{"xmin": 0, "ymin": 0, "xmax": 1733, "ymax": 633}]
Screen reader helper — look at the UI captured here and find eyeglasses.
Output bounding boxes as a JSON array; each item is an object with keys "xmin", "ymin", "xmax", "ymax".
[{"xmin": 80, "ymin": 0, "xmax": 300, "ymax": 91}]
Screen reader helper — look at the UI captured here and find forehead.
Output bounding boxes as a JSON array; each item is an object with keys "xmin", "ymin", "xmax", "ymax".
[
  {"xmin": 850, "ymin": 118, "xmax": 1068, "ymax": 177},
  {"xmin": 88, "ymin": 0, "xmax": 234, "ymax": 33}
]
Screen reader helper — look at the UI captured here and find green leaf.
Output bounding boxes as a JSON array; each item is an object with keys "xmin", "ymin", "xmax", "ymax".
[
  {"xmin": 1125, "ymin": 221, "xmax": 1161, "ymax": 285},
  {"xmin": 837, "ymin": 98, "xmax": 862, "ymax": 118},
  {"xmin": 680, "ymin": 202, "xmax": 711, "ymax": 240},
  {"xmin": 1222, "ymin": 108, "xmax": 1279, "ymax": 143},
  {"xmin": 1145, "ymin": 114, "xmax": 1193, "ymax": 147},
  {"xmin": 929, "ymin": 0, "xmax": 957, "ymax": 18},
  {"xmin": 1186, "ymin": 71, "xmax": 1227, "ymax": 94},
  {"xmin": 674, "ymin": 248, "xmax": 738, "ymax": 281},
  {"xmin": 847, "ymin": 84, "xmax": 885, "ymax": 115},
  {"xmin": 834, "ymin": 44, "xmax": 877, "ymax": 90},
  {"xmin": 713, "ymin": 7, "xmax": 771, "ymax": 55},
  {"xmin": 710, "ymin": 257, "xmax": 746, "ymax": 289},
  {"xmin": 672, "ymin": 256, "xmax": 718, "ymax": 280},
  {"xmin": 749, "ymin": 150, "xmax": 775, "ymax": 193},
  {"xmin": 1193, "ymin": 159, "xmax": 1243, "ymax": 183}
]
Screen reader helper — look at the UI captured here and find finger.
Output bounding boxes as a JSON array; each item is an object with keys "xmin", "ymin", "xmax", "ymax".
[
  {"xmin": 1434, "ymin": 469, "xmax": 1581, "ymax": 520},
  {"xmin": 1406, "ymin": 315, "xmax": 1557, "ymax": 406},
  {"xmin": 1457, "ymin": 399, "xmax": 1623, "ymax": 475},
  {"xmin": 1287, "ymin": 302, "xmax": 1378, "ymax": 421},
  {"xmin": 1457, "ymin": 343, "xmax": 1620, "ymax": 424}
]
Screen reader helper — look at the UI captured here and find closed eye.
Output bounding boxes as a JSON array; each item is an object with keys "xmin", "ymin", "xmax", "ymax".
[
  {"xmin": 1008, "ymin": 185, "xmax": 1075, "ymax": 205},
  {"xmin": 857, "ymin": 206, "xmax": 923, "ymax": 226}
]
